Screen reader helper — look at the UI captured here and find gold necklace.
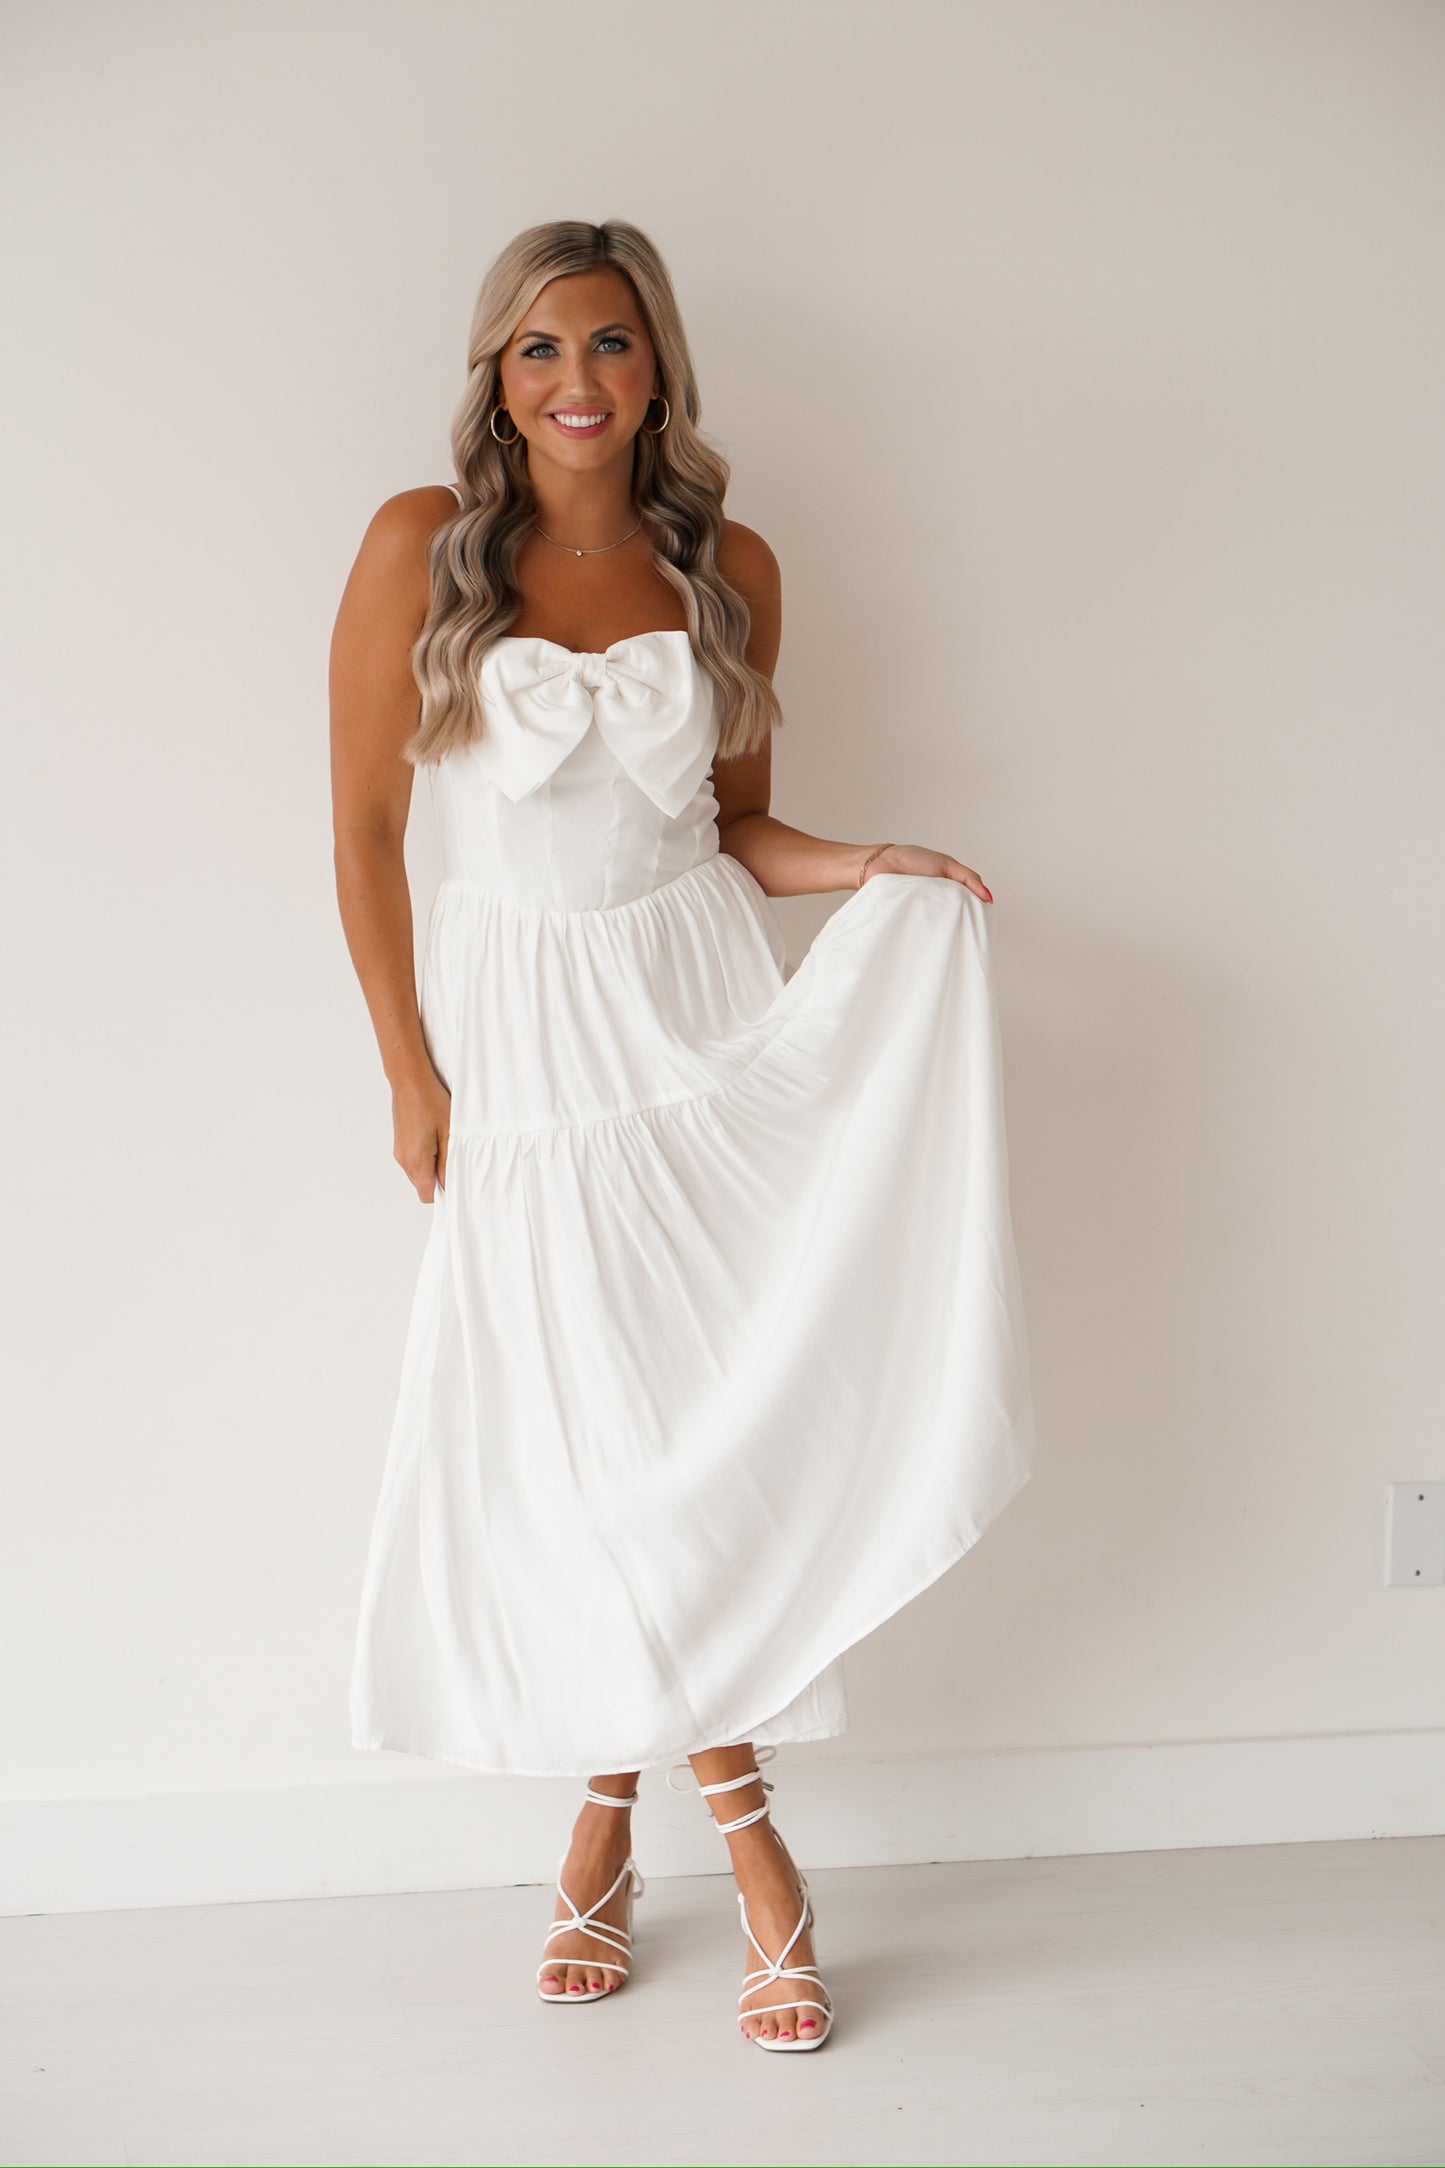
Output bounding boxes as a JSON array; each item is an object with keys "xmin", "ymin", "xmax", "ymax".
[{"xmin": 534, "ymin": 517, "xmax": 643, "ymax": 559}]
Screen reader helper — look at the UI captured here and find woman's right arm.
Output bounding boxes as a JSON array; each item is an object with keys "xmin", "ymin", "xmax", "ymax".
[{"xmin": 329, "ymin": 486, "xmax": 459, "ymax": 1201}]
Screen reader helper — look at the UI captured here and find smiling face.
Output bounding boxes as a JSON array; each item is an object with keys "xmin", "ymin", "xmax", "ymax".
[{"xmin": 497, "ymin": 268, "xmax": 660, "ymax": 466}]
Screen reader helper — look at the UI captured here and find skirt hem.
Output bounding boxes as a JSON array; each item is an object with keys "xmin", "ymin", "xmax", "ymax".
[
  {"xmin": 346, "ymin": 1710, "xmax": 850, "ymax": 1784},
  {"xmin": 347, "ymin": 1454, "xmax": 1034, "ymax": 1781}
]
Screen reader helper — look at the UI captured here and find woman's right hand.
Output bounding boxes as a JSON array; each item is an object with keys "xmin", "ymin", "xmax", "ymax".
[{"xmin": 392, "ymin": 1070, "xmax": 452, "ymax": 1202}]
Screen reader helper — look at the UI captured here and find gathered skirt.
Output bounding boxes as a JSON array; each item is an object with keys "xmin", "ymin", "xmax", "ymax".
[{"xmin": 348, "ymin": 854, "xmax": 1036, "ymax": 1776}]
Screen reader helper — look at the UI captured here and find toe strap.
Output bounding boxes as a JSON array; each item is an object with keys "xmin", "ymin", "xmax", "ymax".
[
  {"xmin": 537, "ymin": 1954, "xmax": 630, "ymax": 1982},
  {"xmin": 739, "ymin": 1961, "xmax": 832, "ymax": 2007}
]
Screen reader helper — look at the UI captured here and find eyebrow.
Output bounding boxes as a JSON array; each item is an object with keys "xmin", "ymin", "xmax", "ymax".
[{"xmin": 513, "ymin": 320, "xmax": 633, "ymax": 344}]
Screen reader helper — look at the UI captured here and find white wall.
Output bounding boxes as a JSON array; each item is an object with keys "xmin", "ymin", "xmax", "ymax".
[{"xmin": 3, "ymin": 0, "xmax": 1442, "ymax": 1913}]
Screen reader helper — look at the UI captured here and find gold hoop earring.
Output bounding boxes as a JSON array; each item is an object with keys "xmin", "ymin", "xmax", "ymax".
[
  {"xmin": 641, "ymin": 394, "xmax": 671, "ymax": 435},
  {"xmin": 490, "ymin": 405, "xmax": 521, "ymax": 445}
]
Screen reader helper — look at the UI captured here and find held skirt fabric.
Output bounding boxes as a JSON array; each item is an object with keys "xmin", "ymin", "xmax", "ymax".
[{"xmin": 348, "ymin": 626, "xmax": 1037, "ymax": 1777}]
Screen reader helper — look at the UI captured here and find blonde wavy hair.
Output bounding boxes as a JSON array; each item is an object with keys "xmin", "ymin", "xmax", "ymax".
[{"xmin": 405, "ymin": 219, "xmax": 782, "ymax": 768}]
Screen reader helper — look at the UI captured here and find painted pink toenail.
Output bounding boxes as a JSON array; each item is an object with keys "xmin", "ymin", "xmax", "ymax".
[
  {"xmin": 801, "ymin": 2019, "xmax": 816, "ymax": 2028},
  {"xmin": 568, "ymin": 1984, "xmax": 580, "ymax": 1992}
]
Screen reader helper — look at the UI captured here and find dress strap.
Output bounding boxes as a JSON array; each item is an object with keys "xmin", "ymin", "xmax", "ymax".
[{"xmin": 443, "ymin": 479, "xmax": 463, "ymax": 505}]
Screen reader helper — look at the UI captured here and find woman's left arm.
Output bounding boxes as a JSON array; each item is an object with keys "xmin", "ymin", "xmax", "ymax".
[{"xmin": 711, "ymin": 523, "xmax": 993, "ymax": 904}]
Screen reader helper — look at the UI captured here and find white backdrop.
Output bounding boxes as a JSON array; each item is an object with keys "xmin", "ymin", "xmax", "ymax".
[{"xmin": 3, "ymin": 0, "xmax": 1442, "ymax": 1912}]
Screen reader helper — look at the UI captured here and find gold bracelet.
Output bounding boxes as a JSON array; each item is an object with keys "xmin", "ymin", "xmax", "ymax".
[{"xmin": 856, "ymin": 842, "xmax": 893, "ymax": 888}]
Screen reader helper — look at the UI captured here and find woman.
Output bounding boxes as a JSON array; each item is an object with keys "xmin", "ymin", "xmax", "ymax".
[{"xmin": 330, "ymin": 218, "xmax": 1036, "ymax": 2053}]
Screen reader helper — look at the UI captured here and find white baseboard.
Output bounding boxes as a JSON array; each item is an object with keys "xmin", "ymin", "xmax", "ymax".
[{"xmin": 6, "ymin": 1727, "xmax": 1443, "ymax": 1917}]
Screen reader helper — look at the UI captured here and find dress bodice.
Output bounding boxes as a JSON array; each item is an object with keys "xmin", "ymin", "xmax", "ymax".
[{"xmin": 427, "ymin": 629, "xmax": 723, "ymax": 911}]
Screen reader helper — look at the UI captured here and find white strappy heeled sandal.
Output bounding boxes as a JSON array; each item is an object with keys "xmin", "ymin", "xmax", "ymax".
[
  {"xmin": 536, "ymin": 1783, "xmax": 645, "ymax": 2004},
  {"xmin": 667, "ymin": 1745, "xmax": 835, "ymax": 2051}
]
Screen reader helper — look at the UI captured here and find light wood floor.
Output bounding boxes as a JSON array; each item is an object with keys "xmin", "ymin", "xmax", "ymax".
[{"xmin": 3, "ymin": 1834, "xmax": 1442, "ymax": 2166}]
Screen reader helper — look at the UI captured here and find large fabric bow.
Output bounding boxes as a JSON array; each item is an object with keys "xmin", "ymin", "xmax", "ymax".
[{"xmin": 468, "ymin": 631, "xmax": 717, "ymax": 819}]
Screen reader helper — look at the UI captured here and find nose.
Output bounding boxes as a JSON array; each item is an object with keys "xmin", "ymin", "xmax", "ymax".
[{"xmin": 554, "ymin": 360, "xmax": 605, "ymax": 398}]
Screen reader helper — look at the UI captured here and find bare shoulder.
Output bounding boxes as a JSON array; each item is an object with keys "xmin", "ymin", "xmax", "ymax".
[
  {"xmin": 361, "ymin": 483, "xmax": 459, "ymax": 560},
  {"xmin": 338, "ymin": 485, "xmax": 457, "ymax": 620},
  {"xmin": 717, "ymin": 518, "xmax": 781, "ymax": 609}
]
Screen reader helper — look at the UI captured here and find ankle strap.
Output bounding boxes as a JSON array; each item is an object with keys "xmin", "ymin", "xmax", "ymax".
[
  {"xmin": 665, "ymin": 1745, "xmax": 777, "ymax": 1833},
  {"xmin": 583, "ymin": 1784, "xmax": 638, "ymax": 1808},
  {"xmin": 709, "ymin": 1786, "xmax": 774, "ymax": 1835}
]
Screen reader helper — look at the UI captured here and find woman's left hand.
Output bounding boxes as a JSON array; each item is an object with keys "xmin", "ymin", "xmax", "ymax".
[{"xmin": 860, "ymin": 844, "xmax": 993, "ymax": 903}]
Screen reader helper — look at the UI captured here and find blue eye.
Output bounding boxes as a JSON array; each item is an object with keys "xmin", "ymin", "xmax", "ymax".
[{"xmin": 521, "ymin": 336, "xmax": 630, "ymax": 360}]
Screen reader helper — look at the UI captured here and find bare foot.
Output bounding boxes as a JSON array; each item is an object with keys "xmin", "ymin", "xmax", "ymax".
[
  {"xmin": 537, "ymin": 1781, "xmax": 639, "ymax": 1998},
  {"xmin": 728, "ymin": 1817, "xmax": 829, "ymax": 2042},
  {"xmin": 681, "ymin": 1747, "xmax": 832, "ymax": 2044}
]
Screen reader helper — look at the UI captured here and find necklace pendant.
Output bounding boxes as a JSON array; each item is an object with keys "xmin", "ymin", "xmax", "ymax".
[{"xmin": 575, "ymin": 548, "xmax": 584, "ymax": 557}]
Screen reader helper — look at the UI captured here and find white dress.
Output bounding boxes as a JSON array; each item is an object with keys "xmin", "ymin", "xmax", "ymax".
[{"xmin": 348, "ymin": 532, "xmax": 1038, "ymax": 1778}]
